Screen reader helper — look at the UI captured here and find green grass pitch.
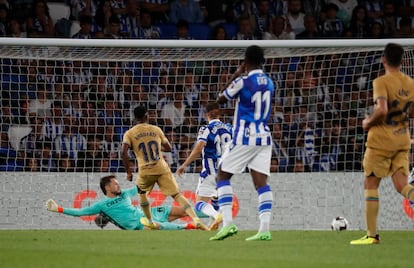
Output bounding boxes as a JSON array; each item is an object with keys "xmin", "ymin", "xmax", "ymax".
[{"xmin": 1, "ymin": 230, "xmax": 413, "ymax": 268}]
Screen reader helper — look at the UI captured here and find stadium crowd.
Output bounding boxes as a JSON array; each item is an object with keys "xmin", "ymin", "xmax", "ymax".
[
  {"xmin": 1, "ymin": 0, "xmax": 414, "ymax": 173},
  {"xmin": 0, "ymin": 0, "xmax": 414, "ymax": 39}
]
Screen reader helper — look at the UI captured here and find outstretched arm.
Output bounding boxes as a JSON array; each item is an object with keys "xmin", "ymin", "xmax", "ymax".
[
  {"xmin": 46, "ymin": 199, "xmax": 100, "ymax": 216},
  {"xmin": 176, "ymin": 141, "xmax": 205, "ymax": 177}
]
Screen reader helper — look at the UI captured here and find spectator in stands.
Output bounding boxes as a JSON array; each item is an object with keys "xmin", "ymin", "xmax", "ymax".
[
  {"xmin": 97, "ymin": 94, "xmax": 123, "ymax": 138},
  {"xmin": 64, "ymin": 60, "xmax": 93, "ymax": 93},
  {"xmin": 380, "ymin": 1, "xmax": 399, "ymax": 37},
  {"xmin": 320, "ymin": 3, "xmax": 344, "ymax": 38},
  {"xmin": 160, "ymin": 85, "xmax": 191, "ymax": 133},
  {"xmin": 395, "ymin": 17, "xmax": 414, "ymax": 37},
  {"xmin": 210, "ymin": 24, "xmax": 229, "ymax": 40},
  {"xmin": 138, "ymin": 0, "xmax": 170, "ymax": 24},
  {"xmin": 94, "ymin": 0, "xmax": 113, "ymax": 34},
  {"xmin": 26, "ymin": 0, "xmax": 54, "ymax": 38},
  {"xmin": 253, "ymin": 0, "xmax": 275, "ymax": 39},
  {"xmin": 175, "ymin": 19, "xmax": 193, "ymax": 39},
  {"xmin": 79, "ymin": 101, "xmax": 99, "ymax": 139},
  {"xmin": 361, "ymin": 0, "xmax": 383, "ymax": 22},
  {"xmin": 72, "ymin": 15, "xmax": 93, "ymax": 39},
  {"xmin": 296, "ymin": 13, "xmax": 322, "ymax": 39},
  {"xmin": 126, "ymin": 83, "xmax": 150, "ymax": 124},
  {"xmin": 37, "ymin": 138, "xmax": 56, "ymax": 172},
  {"xmin": 301, "ymin": 0, "xmax": 324, "ymax": 18},
  {"xmin": 0, "ymin": 3, "xmax": 8, "ymax": 36},
  {"xmin": 20, "ymin": 116, "xmax": 45, "ymax": 158},
  {"xmin": 285, "ymin": 0, "xmax": 305, "ymax": 35},
  {"xmin": 8, "ymin": 17, "xmax": 26, "ymax": 37},
  {"xmin": 169, "ymin": 0, "xmax": 204, "ymax": 24},
  {"xmin": 70, "ymin": 0, "xmax": 98, "ymax": 20},
  {"xmin": 368, "ymin": 21, "xmax": 385, "ymax": 38},
  {"xmin": 105, "ymin": 14, "xmax": 124, "ymax": 38},
  {"xmin": 54, "ymin": 116, "xmax": 87, "ymax": 162},
  {"xmin": 136, "ymin": 8, "xmax": 161, "ymax": 39},
  {"xmin": 271, "ymin": 123, "xmax": 290, "ymax": 172},
  {"xmin": 110, "ymin": 0, "xmax": 127, "ymax": 20},
  {"xmin": 199, "ymin": 0, "xmax": 227, "ymax": 27},
  {"xmin": 230, "ymin": 0, "xmax": 257, "ymax": 23},
  {"xmin": 24, "ymin": 152, "xmax": 40, "ymax": 172},
  {"xmin": 76, "ymin": 134, "xmax": 104, "ymax": 172},
  {"xmin": 347, "ymin": 4, "xmax": 370, "ymax": 38},
  {"xmin": 27, "ymin": 83, "xmax": 52, "ymax": 121},
  {"xmin": 148, "ymin": 70, "xmax": 172, "ymax": 111},
  {"xmin": 122, "ymin": 0, "xmax": 141, "ymax": 38},
  {"xmin": 57, "ymin": 152, "xmax": 75, "ymax": 172},
  {"xmin": 183, "ymin": 70, "xmax": 202, "ymax": 109},
  {"xmin": 396, "ymin": 0, "xmax": 414, "ymax": 17},
  {"xmin": 233, "ymin": 15, "xmax": 257, "ymax": 40},
  {"xmin": 263, "ymin": 15, "xmax": 295, "ymax": 39},
  {"xmin": 41, "ymin": 100, "xmax": 64, "ymax": 142},
  {"xmin": 326, "ymin": 0, "xmax": 359, "ymax": 27}
]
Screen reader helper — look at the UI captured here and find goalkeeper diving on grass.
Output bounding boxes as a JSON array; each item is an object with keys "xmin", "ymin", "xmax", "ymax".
[{"xmin": 45, "ymin": 175, "xmax": 200, "ymax": 230}]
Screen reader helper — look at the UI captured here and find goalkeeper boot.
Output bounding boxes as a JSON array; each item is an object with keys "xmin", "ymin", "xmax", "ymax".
[
  {"xmin": 140, "ymin": 217, "xmax": 157, "ymax": 229},
  {"xmin": 193, "ymin": 218, "xmax": 208, "ymax": 230},
  {"xmin": 208, "ymin": 213, "xmax": 223, "ymax": 231},
  {"xmin": 350, "ymin": 235, "xmax": 380, "ymax": 245},
  {"xmin": 209, "ymin": 223, "xmax": 238, "ymax": 241},
  {"xmin": 245, "ymin": 231, "xmax": 272, "ymax": 241}
]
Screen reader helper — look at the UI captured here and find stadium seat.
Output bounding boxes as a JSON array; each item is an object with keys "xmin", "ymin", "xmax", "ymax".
[
  {"xmin": 221, "ymin": 23, "xmax": 237, "ymax": 40},
  {"xmin": 48, "ymin": 2, "xmax": 71, "ymax": 24},
  {"xmin": 156, "ymin": 23, "xmax": 177, "ymax": 39},
  {"xmin": 188, "ymin": 23, "xmax": 211, "ymax": 40},
  {"xmin": 70, "ymin": 20, "xmax": 81, "ymax": 37}
]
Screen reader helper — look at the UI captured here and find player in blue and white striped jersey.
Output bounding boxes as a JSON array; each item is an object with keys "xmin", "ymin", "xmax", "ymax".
[
  {"xmin": 210, "ymin": 45, "xmax": 275, "ymax": 241},
  {"xmin": 176, "ymin": 102, "xmax": 232, "ymax": 231}
]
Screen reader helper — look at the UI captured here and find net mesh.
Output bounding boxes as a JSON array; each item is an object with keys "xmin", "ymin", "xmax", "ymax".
[{"xmin": 1, "ymin": 40, "xmax": 414, "ymax": 173}]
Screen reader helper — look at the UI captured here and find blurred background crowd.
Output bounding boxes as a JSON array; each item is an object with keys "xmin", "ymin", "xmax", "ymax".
[
  {"xmin": 1, "ymin": 0, "xmax": 414, "ymax": 39},
  {"xmin": 1, "ymin": 0, "xmax": 414, "ymax": 174}
]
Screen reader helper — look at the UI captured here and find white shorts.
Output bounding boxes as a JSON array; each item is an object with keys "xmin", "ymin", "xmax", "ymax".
[
  {"xmin": 196, "ymin": 173, "xmax": 217, "ymax": 198},
  {"xmin": 219, "ymin": 144, "xmax": 272, "ymax": 176}
]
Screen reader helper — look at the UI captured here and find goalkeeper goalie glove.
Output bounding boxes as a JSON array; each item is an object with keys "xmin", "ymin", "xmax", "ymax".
[{"xmin": 45, "ymin": 199, "xmax": 63, "ymax": 213}]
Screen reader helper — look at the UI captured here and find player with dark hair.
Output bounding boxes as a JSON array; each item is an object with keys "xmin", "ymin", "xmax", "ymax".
[
  {"xmin": 45, "ymin": 175, "xmax": 197, "ymax": 230},
  {"xmin": 121, "ymin": 105, "xmax": 207, "ymax": 230},
  {"xmin": 176, "ymin": 102, "xmax": 232, "ymax": 230},
  {"xmin": 210, "ymin": 45, "xmax": 275, "ymax": 241},
  {"xmin": 350, "ymin": 43, "xmax": 414, "ymax": 245}
]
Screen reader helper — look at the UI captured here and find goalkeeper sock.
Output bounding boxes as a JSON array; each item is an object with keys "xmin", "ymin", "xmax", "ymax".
[
  {"xmin": 365, "ymin": 189, "xmax": 379, "ymax": 237},
  {"xmin": 257, "ymin": 185, "xmax": 273, "ymax": 233},
  {"xmin": 217, "ymin": 180, "xmax": 233, "ymax": 227},
  {"xmin": 158, "ymin": 222, "xmax": 185, "ymax": 230}
]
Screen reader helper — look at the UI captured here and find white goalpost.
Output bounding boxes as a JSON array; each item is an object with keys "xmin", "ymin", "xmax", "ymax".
[{"xmin": 1, "ymin": 38, "xmax": 414, "ymax": 230}]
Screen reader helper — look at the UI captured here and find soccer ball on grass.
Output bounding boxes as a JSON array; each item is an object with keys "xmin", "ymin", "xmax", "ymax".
[{"xmin": 331, "ymin": 216, "xmax": 349, "ymax": 231}]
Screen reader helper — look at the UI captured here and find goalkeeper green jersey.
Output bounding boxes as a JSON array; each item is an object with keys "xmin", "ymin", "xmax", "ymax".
[{"xmin": 62, "ymin": 186, "xmax": 145, "ymax": 230}]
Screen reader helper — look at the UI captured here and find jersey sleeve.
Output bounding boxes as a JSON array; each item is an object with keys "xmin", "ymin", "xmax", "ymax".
[
  {"xmin": 223, "ymin": 77, "xmax": 244, "ymax": 100},
  {"xmin": 158, "ymin": 126, "xmax": 169, "ymax": 144},
  {"xmin": 197, "ymin": 125, "xmax": 210, "ymax": 142},
  {"xmin": 122, "ymin": 130, "xmax": 131, "ymax": 146},
  {"xmin": 372, "ymin": 78, "xmax": 388, "ymax": 102},
  {"xmin": 62, "ymin": 201, "xmax": 102, "ymax": 216}
]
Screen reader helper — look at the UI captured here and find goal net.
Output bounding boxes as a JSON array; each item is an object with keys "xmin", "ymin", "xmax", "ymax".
[
  {"xmin": 2, "ymin": 38, "xmax": 414, "ymax": 173},
  {"xmin": 1, "ymin": 38, "xmax": 414, "ymax": 230}
]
